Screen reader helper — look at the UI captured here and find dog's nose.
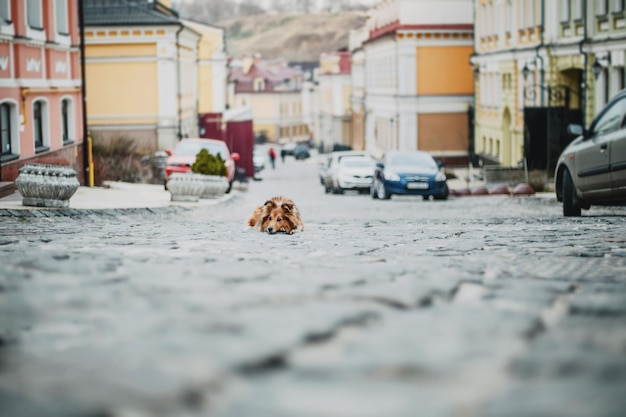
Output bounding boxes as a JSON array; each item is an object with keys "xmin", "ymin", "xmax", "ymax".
[{"xmin": 267, "ymin": 227, "xmax": 274, "ymax": 234}]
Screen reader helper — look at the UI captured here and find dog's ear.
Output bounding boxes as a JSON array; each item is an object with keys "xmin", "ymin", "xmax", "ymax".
[
  {"xmin": 264, "ymin": 200, "xmax": 276, "ymax": 207},
  {"xmin": 281, "ymin": 202, "xmax": 294, "ymax": 212}
]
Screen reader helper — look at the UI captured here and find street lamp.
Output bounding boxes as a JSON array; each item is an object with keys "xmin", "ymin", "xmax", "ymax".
[{"xmin": 592, "ymin": 58, "xmax": 603, "ymax": 80}]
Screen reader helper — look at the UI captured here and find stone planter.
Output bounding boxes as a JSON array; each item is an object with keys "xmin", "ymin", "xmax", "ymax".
[
  {"xmin": 166, "ymin": 172, "xmax": 205, "ymax": 202},
  {"xmin": 199, "ymin": 174, "xmax": 228, "ymax": 199},
  {"xmin": 15, "ymin": 163, "xmax": 80, "ymax": 208}
]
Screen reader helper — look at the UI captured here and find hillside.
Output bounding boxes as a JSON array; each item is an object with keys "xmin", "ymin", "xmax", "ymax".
[{"xmin": 220, "ymin": 12, "xmax": 367, "ymax": 62}]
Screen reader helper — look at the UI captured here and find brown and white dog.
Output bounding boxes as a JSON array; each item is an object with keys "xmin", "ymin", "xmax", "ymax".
[{"xmin": 247, "ymin": 196, "xmax": 304, "ymax": 234}]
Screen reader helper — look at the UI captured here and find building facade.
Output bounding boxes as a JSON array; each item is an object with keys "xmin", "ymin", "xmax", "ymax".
[
  {"xmin": 363, "ymin": 0, "xmax": 474, "ymax": 164},
  {"xmin": 229, "ymin": 56, "xmax": 308, "ymax": 144},
  {"xmin": 317, "ymin": 50, "xmax": 353, "ymax": 152},
  {"xmin": 0, "ymin": 0, "xmax": 84, "ymax": 185},
  {"xmin": 472, "ymin": 0, "xmax": 626, "ymax": 171},
  {"xmin": 83, "ymin": 0, "xmax": 202, "ymax": 153},
  {"xmin": 349, "ymin": 27, "xmax": 368, "ymax": 151}
]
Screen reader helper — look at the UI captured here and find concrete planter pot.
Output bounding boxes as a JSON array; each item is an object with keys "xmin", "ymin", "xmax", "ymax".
[
  {"xmin": 166, "ymin": 172, "xmax": 205, "ymax": 202},
  {"xmin": 199, "ymin": 174, "xmax": 228, "ymax": 199},
  {"xmin": 15, "ymin": 163, "xmax": 80, "ymax": 208}
]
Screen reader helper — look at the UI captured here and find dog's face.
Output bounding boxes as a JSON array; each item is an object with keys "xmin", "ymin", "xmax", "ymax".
[{"xmin": 260, "ymin": 199, "xmax": 298, "ymax": 234}]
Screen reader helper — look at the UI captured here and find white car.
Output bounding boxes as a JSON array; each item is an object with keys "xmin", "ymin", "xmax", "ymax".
[
  {"xmin": 253, "ymin": 149, "xmax": 266, "ymax": 173},
  {"xmin": 325, "ymin": 154, "xmax": 376, "ymax": 194}
]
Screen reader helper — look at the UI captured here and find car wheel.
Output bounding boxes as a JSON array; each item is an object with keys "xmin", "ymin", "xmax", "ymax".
[
  {"xmin": 325, "ymin": 182, "xmax": 332, "ymax": 194},
  {"xmin": 562, "ymin": 169, "xmax": 581, "ymax": 217},
  {"xmin": 370, "ymin": 182, "xmax": 379, "ymax": 199},
  {"xmin": 376, "ymin": 180, "xmax": 391, "ymax": 200}
]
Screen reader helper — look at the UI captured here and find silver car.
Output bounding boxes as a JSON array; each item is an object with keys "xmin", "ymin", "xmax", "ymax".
[
  {"xmin": 555, "ymin": 90, "xmax": 626, "ymax": 216},
  {"xmin": 325, "ymin": 154, "xmax": 376, "ymax": 194}
]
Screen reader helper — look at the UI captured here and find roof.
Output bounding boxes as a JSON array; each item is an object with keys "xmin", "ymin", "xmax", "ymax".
[
  {"xmin": 83, "ymin": 0, "xmax": 180, "ymax": 26},
  {"xmin": 229, "ymin": 59, "xmax": 303, "ymax": 85}
]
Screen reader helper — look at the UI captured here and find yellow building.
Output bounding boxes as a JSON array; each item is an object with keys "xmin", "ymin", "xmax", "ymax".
[
  {"xmin": 472, "ymin": 1, "xmax": 595, "ymax": 171},
  {"xmin": 182, "ymin": 19, "xmax": 227, "ymax": 116},
  {"xmin": 83, "ymin": 0, "xmax": 203, "ymax": 152}
]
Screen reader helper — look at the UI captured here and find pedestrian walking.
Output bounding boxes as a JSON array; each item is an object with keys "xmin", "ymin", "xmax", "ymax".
[{"xmin": 268, "ymin": 147, "xmax": 276, "ymax": 169}]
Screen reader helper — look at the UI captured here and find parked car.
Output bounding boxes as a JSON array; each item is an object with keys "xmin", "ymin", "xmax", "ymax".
[
  {"xmin": 253, "ymin": 149, "xmax": 266, "ymax": 173},
  {"xmin": 325, "ymin": 155, "xmax": 376, "ymax": 194},
  {"xmin": 164, "ymin": 138, "xmax": 239, "ymax": 193},
  {"xmin": 282, "ymin": 142, "xmax": 298, "ymax": 156},
  {"xmin": 320, "ymin": 150, "xmax": 371, "ymax": 187},
  {"xmin": 371, "ymin": 150, "xmax": 448, "ymax": 200},
  {"xmin": 555, "ymin": 90, "xmax": 626, "ymax": 216},
  {"xmin": 294, "ymin": 144, "xmax": 311, "ymax": 160}
]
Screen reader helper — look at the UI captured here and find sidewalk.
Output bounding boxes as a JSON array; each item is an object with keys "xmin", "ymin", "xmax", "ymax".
[{"xmin": 0, "ymin": 181, "xmax": 237, "ymax": 211}]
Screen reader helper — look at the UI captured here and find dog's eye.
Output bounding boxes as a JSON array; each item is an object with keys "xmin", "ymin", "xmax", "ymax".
[
  {"xmin": 277, "ymin": 217, "xmax": 282, "ymax": 222},
  {"xmin": 268, "ymin": 216, "xmax": 272, "ymax": 221}
]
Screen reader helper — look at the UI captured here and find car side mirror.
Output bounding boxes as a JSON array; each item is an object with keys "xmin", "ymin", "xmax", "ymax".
[
  {"xmin": 231, "ymin": 152, "xmax": 240, "ymax": 161},
  {"xmin": 164, "ymin": 149, "xmax": 172, "ymax": 156},
  {"xmin": 376, "ymin": 161, "xmax": 384, "ymax": 169},
  {"xmin": 567, "ymin": 124, "xmax": 584, "ymax": 137},
  {"xmin": 437, "ymin": 160, "xmax": 445, "ymax": 170}
]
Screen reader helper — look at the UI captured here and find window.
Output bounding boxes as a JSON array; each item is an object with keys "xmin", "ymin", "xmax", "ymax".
[
  {"xmin": 1, "ymin": 103, "xmax": 12, "ymax": 156},
  {"xmin": 598, "ymin": 0, "xmax": 609, "ymax": 15},
  {"xmin": 614, "ymin": 0, "xmax": 625, "ymax": 12},
  {"xmin": 33, "ymin": 100, "xmax": 48, "ymax": 151},
  {"xmin": 573, "ymin": 0, "xmax": 583, "ymax": 20},
  {"xmin": 0, "ymin": 0, "xmax": 10, "ymax": 23},
  {"xmin": 27, "ymin": 0, "xmax": 42, "ymax": 29},
  {"xmin": 253, "ymin": 77, "xmax": 265, "ymax": 92},
  {"xmin": 61, "ymin": 98, "xmax": 73, "ymax": 143},
  {"xmin": 528, "ymin": 0, "xmax": 535, "ymax": 28},
  {"xmin": 506, "ymin": 0, "xmax": 513, "ymax": 34},
  {"xmin": 519, "ymin": 0, "xmax": 526, "ymax": 29},
  {"xmin": 593, "ymin": 97, "xmax": 626, "ymax": 136},
  {"xmin": 561, "ymin": 0, "xmax": 570, "ymax": 22},
  {"xmin": 55, "ymin": 0, "xmax": 68, "ymax": 35}
]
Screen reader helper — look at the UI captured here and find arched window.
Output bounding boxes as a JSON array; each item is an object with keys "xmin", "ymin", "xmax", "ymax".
[{"xmin": 33, "ymin": 99, "xmax": 49, "ymax": 152}]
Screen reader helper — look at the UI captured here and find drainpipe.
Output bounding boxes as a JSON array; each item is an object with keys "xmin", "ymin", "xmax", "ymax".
[
  {"xmin": 535, "ymin": 0, "xmax": 545, "ymax": 106},
  {"xmin": 578, "ymin": 0, "xmax": 589, "ymax": 127},
  {"xmin": 176, "ymin": 24, "xmax": 184, "ymax": 141},
  {"xmin": 78, "ymin": 0, "xmax": 91, "ymax": 186}
]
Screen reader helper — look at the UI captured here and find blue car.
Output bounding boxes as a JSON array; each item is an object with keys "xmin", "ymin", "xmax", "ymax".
[{"xmin": 371, "ymin": 151, "xmax": 448, "ymax": 200}]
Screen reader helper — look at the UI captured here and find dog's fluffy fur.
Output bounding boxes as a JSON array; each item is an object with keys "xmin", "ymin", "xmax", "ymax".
[{"xmin": 247, "ymin": 196, "xmax": 304, "ymax": 234}]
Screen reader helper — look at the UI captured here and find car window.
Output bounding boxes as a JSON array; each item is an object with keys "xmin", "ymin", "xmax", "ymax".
[
  {"xmin": 592, "ymin": 97, "xmax": 626, "ymax": 137},
  {"xmin": 340, "ymin": 157, "xmax": 374, "ymax": 167},
  {"xmin": 175, "ymin": 141, "xmax": 227, "ymax": 158},
  {"xmin": 388, "ymin": 152, "xmax": 437, "ymax": 169}
]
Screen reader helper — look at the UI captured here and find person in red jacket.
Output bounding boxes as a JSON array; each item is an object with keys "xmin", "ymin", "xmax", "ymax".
[{"xmin": 268, "ymin": 148, "xmax": 276, "ymax": 169}]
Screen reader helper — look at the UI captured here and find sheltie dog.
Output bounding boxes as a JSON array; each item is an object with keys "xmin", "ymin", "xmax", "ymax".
[{"xmin": 247, "ymin": 196, "xmax": 304, "ymax": 234}]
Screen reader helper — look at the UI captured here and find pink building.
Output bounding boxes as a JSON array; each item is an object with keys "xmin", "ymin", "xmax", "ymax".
[{"xmin": 0, "ymin": 0, "xmax": 84, "ymax": 193}]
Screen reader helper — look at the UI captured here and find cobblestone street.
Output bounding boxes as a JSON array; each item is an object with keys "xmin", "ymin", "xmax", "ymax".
[{"xmin": 1, "ymin": 156, "xmax": 626, "ymax": 417}]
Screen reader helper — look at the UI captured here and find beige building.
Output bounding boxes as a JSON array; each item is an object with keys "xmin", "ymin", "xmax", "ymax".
[{"xmin": 229, "ymin": 57, "xmax": 308, "ymax": 143}]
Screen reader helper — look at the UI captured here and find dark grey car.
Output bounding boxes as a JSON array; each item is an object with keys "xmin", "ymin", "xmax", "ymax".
[{"xmin": 555, "ymin": 90, "xmax": 626, "ymax": 216}]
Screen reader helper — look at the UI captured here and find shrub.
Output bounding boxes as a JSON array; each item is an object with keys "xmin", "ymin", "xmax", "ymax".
[
  {"xmin": 191, "ymin": 149, "xmax": 227, "ymax": 176},
  {"xmin": 92, "ymin": 135, "xmax": 145, "ymax": 185}
]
